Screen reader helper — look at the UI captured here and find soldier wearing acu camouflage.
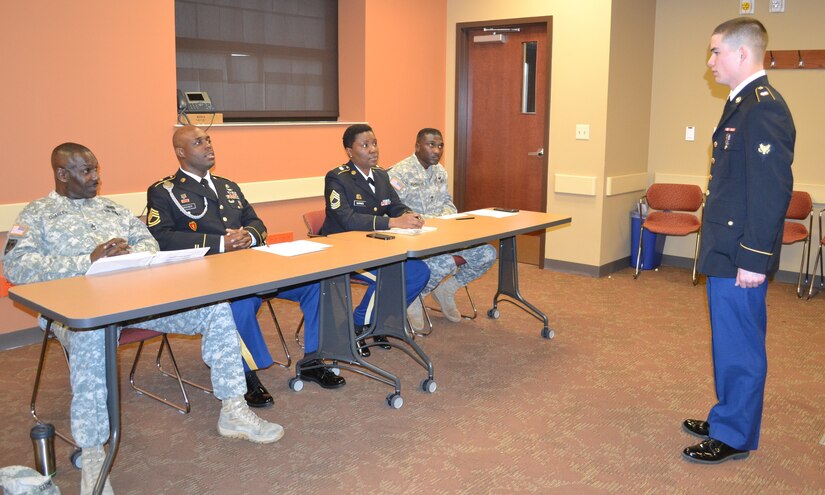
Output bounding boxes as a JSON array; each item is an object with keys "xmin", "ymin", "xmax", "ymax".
[
  {"xmin": 389, "ymin": 128, "xmax": 496, "ymax": 331},
  {"xmin": 3, "ymin": 143, "xmax": 283, "ymax": 495}
]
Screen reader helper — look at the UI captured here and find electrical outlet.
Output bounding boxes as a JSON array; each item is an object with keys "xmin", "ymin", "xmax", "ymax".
[
  {"xmin": 740, "ymin": 0, "xmax": 755, "ymax": 15},
  {"xmin": 769, "ymin": 0, "xmax": 785, "ymax": 13},
  {"xmin": 575, "ymin": 124, "xmax": 590, "ymax": 140}
]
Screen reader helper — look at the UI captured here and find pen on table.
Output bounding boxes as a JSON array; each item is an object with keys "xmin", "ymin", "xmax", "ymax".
[{"xmin": 456, "ymin": 217, "xmax": 475, "ymax": 220}]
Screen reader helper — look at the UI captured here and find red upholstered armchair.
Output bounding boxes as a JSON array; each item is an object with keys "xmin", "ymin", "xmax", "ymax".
[
  {"xmin": 633, "ymin": 183, "xmax": 704, "ymax": 285},
  {"xmin": 782, "ymin": 191, "xmax": 813, "ymax": 298}
]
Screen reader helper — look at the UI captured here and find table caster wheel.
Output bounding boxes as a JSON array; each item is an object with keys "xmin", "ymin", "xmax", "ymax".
[
  {"xmin": 70, "ymin": 448, "xmax": 82, "ymax": 469},
  {"xmin": 420, "ymin": 378, "xmax": 437, "ymax": 393},
  {"xmin": 487, "ymin": 308, "xmax": 500, "ymax": 319},
  {"xmin": 541, "ymin": 327, "xmax": 555, "ymax": 339},
  {"xmin": 386, "ymin": 393, "xmax": 404, "ymax": 409},
  {"xmin": 288, "ymin": 377, "xmax": 304, "ymax": 392}
]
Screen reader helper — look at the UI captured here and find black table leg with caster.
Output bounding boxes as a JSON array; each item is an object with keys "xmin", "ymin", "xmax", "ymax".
[
  {"xmin": 290, "ymin": 273, "xmax": 403, "ymax": 407},
  {"xmin": 489, "ymin": 236, "xmax": 555, "ymax": 339}
]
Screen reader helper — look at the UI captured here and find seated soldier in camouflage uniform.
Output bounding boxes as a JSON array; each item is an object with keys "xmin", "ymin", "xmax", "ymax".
[
  {"xmin": 389, "ymin": 128, "xmax": 497, "ymax": 331},
  {"xmin": 3, "ymin": 143, "xmax": 283, "ymax": 495}
]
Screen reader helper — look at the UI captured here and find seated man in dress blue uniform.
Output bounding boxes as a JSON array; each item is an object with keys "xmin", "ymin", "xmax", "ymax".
[
  {"xmin": 681, "ymin": 18, "xmax": 794, "ymax": 465},
  {"xmin": 320, "ymin": 124, "xmax": 429, "ymax": 356},
  {"xmin": 146, "ymin": 125, "xmax": 344, "ymax": 394}
]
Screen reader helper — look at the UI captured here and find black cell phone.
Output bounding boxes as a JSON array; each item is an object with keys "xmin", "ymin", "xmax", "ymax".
[
  {"xmin": 366, "ymin": 232, "xmax": 395, "ymax": 240},
  {"xmin": 493, "ymin": 207, "xmax": 519, "ymax": 213}
]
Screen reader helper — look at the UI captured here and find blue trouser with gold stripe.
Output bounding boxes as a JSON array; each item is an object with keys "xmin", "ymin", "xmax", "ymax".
[
  {"xmin": 706, "ymin": 276, "xmax": 768, "ymax": 451},
  {"xmin": 230, "ymin": 283, "xmax": 321, "ymax": 371},
  {"xmin": 351, "ymin": 259, "xmax": 429, "ymax": 326}
]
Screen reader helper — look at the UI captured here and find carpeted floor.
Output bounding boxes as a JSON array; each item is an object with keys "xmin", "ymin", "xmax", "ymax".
[{"xmin": 0, "ymin": 264, "xmax": 823, "ymax": 494}]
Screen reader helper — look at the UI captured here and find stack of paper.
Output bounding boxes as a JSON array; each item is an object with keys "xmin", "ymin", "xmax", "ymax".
[
  {"xmin": 381, "ymin": 226, "xmax": 438, "ymax": 236},
  {"xmin": 255, "ymin": 240, "xmax": 332, "ymax": 257},
  {"xmin": 86, "ymin": 247, "xmax": 210, "ymax": 276}
]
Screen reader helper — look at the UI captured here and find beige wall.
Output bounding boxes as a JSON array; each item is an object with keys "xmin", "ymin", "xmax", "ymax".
[
  {"xmin": 649, "ymin": 0, "xmax": 825, "ymax": 271},
  {"xmin": 446, "ymin": 1, "xmax": 616, "ymax": 269},
  {"xmin": 447, "ymin": 0, "xmax": 824, "ymax": 272},
  {"xmin": 601, "ymin": 0, "xmax": 657, "ymax": 266}
]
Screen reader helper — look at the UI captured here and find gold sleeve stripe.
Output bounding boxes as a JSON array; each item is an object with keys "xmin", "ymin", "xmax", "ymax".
[
  {"xmin": 246, "ymin": 226, "xmax": 263, "ymax": 242},
  {"xmin": 740, "ymin": 243, "xmax": 773, "ymax": 256}
]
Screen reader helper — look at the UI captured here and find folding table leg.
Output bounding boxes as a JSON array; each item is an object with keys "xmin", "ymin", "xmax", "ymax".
[{"xmin": 489, "ymin": 236, "xmax": 554, "ymax": 339}]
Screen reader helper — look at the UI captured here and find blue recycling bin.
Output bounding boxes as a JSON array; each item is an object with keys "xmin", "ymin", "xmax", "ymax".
[{"xmin": 630, "ymin": 210, "xmax": 665, "ymax": 270}]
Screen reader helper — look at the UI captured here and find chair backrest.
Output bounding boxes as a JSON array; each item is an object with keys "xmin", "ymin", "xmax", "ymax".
[
  {"xmin": 266, "ymin": 231, "xmax": 294, "ymax": 245},
  {"xmin": 645, "ymin": 183, "xmax": 703, "ymax": 212},
  {"xmin": 303, "ymin": 209, "xmax": 326, "ymax": 237},
  {"xmin": 785, "ymin": 191, "xmax": 812, "ymax": 220},
  {"xmin": 0, "ymin": 276, "xmax": 10, "ymax": 298}
]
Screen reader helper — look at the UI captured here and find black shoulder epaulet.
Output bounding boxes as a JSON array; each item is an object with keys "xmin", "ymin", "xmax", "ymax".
[
  {"xmin": 755, "ymin": 86, "xmax": 776, "ymax": 102},
  {"xmin": 151, "ymin": 175, "xmax": 175, "ymax": 188},
  {"xmin": 336, "ymin": 164, "xmax": 351, "ymax": 175}
]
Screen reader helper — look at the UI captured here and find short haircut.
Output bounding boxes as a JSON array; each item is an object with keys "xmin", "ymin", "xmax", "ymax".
[
  {"xmin": 342, "ymin": 124, "xmax": 373, "ymax": 149},
  {"xmin": 51, "ymin": 142, "xmax": 91, "ymax": 167},
  {"xmin": 416, "ymin": 128, "xmax": 442, "ymax": 141},
  {"xmin": 713, "ymin": 17, "xmax": 768, "ymax": 55}
]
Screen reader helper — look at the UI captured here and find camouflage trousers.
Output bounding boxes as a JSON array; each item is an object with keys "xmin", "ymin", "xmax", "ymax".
[
  {"xmin": 421, "ymin": 243, "xmax": 497, "ymax": 295},
  {"xmin": 46, "ymin": 302, "xmax": 245, "ymax": 448}
]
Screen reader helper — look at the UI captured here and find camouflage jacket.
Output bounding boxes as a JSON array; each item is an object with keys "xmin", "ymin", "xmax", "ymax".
[
  {"xmin": 388, "ymin": 154, "xmax": 457, "ymax": 218},
  {"xmin": 3, "ymin": 191, "xmax": 158, "ymax": 284}
]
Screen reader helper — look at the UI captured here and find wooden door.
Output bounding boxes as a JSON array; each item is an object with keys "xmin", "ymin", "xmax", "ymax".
[{"xmin": 455, "ymin": 19, "xmax": 551, "ymax": 266}]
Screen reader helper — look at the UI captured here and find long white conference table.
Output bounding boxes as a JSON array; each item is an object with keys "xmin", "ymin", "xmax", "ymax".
[{"xmin": 8, "ymin": 208, "xmax": 570, "ymax": 494}]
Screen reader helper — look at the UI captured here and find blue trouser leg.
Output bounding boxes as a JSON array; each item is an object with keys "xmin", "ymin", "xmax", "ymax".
[
  {"xmin": 706, "ymin": 276, "xmax": 768, "ymax": 451},
  {"xmin": 277, "ymin": 283, "xmax": 320, "ymax": 354},
  {"xmin": 229, "ymin": 296, "xmax": 273, "ymax": 372},
  {"xmin": 351, "ymin": 259, "xmax": 430, "ymax": 326}
]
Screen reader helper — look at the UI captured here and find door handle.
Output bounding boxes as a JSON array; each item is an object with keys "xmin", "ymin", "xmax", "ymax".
[{"xmin": 528, "ymin": 148, "xmax": 544, "ymax": 157}]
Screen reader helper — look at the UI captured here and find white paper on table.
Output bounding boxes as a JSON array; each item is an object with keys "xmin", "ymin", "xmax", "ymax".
[
  {"xmin": 438, "ymin": 213, "xmax": 470, "ymax": 219},
  {"xmin": 86, "ymin": 252, "xmax": 153, "ymax": 275},
  {"xmin": 254, "ymin": 240, "xmax": 332, "ymax": 256},
  {"xmin": 148, "ymin": 247, "xmax": 210, "ymax": 266},
  {"xmin": 466, "ymin": 209, "xmax": 518, "ymax": 218},
  {"xmin": 380, "ymin": 226, "xmax": 438, "ymax": 236},
  {"xmin": 85, "ymin": 247, "xmax": 210, "ymax": 275}
]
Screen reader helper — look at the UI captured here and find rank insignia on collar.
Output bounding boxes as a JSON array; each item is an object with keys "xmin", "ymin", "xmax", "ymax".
[
  {"xmin": 189, "ymin": 221, "xmax": 198, "ymax": 231},
  {"xmin": 180, "ymin": 177, "xmax": 187, "ymax": 183},
  {"xmin": 735, "ymin": 96, "xmax": 742, "ymax": 104},
  {"xmin": 758, "ymin": 143, "xmax": 771, "ymax": 155}
]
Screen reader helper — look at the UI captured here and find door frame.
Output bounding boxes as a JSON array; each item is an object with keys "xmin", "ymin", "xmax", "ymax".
[{"xmin": 453, "ymin": 16, "xmax": 553, "ymax": 267}]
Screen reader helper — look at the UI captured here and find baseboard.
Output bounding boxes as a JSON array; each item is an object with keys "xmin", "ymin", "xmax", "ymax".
[
  {"xmin": 0, "ymin": 326, "xmax": 41, "ymax": 351},
  {"xmin": 542, "ymin": 254, "xmax": 825, "ymax": 290}
]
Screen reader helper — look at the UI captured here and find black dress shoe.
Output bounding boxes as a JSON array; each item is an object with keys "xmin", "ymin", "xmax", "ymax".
[
  {"xmin": 354, "ymin": 325, "xmax": 370, "ymax": 357},
  {"xmin": 373, "ymin": 335, "xmax": 391, "ymax": 349},
  {"xmin": 682, "ymin": 438, "xmax": 749, "ymax": 464},
  {"xmin": 244, "ymin": 371, "xmax": 274, "ymax": 408},
  {"xmin": 300, "ymin": 361, "xmax": 346, "ymax": 389},
  {"xmin": 682, "ymin": 418, "xmax": 710, "ymax": 438}
]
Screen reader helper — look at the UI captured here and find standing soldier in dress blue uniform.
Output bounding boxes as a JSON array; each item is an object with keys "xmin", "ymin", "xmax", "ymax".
[
  {"xmin": 389, "ymin": 128, "xmax": 497, "ymax": 331},
  {"xmin": 681, "ymin": 18, "xmax": 794, "ymax": 464},
  {"xmin": 147, "ymin": 126, "xmax": 345, "ymax": 397},
  {"xmin": 320, "ymin": 124, "xmax": 429, "ymax": 356},
  {"xmin": 4, "ymin": 143, "xmax": 283, "ymax": 495}
]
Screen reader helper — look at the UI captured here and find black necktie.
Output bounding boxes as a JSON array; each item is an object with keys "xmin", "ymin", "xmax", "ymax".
[
  {"xmin": 200, "ymin": 177, "xmax": 209, "ymax": 187},
  {"xmin": 367, "ymin": 177, "xmax": 375, "ymax": 192}
]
